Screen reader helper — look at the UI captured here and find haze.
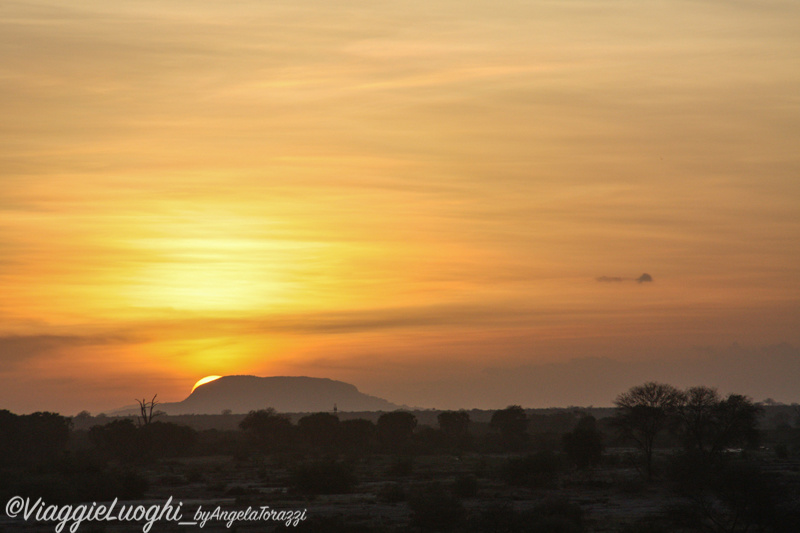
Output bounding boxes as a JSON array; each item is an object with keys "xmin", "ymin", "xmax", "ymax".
[{"xmin": 2, "ymin": 0, "xmax": 799, "ymax": 414}]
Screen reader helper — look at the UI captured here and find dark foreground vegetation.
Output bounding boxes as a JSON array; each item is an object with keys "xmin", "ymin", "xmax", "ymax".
[{"xmin": 2, "ymin": 383, "xmax": 800, "ymax": 532}]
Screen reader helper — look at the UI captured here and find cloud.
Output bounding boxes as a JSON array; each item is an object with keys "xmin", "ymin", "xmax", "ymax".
[
  {"xmin": 0, "ymin": 334, "xmax": 134, "ymax": 368},
  {"xmin": 596, "ymin": 273, "xmax": 653, "ymax": 283},
  {"xmin": 135, "ymin": 302, "xmax": 564, "ymax": 339}
]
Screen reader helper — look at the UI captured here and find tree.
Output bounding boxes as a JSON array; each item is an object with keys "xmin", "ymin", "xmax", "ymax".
[
  {"xmin": 297, "ymin": 412, "xmax": 340, "ymax": 453},
  {"xmin": 613, "ymin": 382, "xmax": 685, "ymax": 479},
  {"xmin": 16, "ymin": 412, "xmax": 71, "ymax": 465},
  {"xmin": 708, "ymin": 394, "xmax": 762, "ymax": 453},
  {"xmin": 89, "ymin": 418, "xmax": 141, "ymax": 463},
  {"xmin": 490, "ymin": 405, "xmax": 528, "ymax": 451},
  {"xmin": 339, "ymin": 418, "xmax": 376, "ymax": 454},
  {"xmin": 678, "ymin": 387, "xmax": 762, "ymax": 456},
  {"xmin": 437, "ymin": 410, "xmax": 471, "ymax": 451},
  {"xmin": 377, "ymin": 411, "xmax": 417, "ymax": 452},
  {"xmin": 239, "ymin": 408, "xmax": 293, "ymax": 453},
  {"xmin": 140, "ymin": 421, "xmax": 197, "ymax": 458},
  {"xmin": 0, "ymin": 411, "xmax": 72, "ymax": 466},
  {"xmin": 135, "ymin": 395, "xmax": 160, "ymax": 426},
  {"xmin": 563, "ymin": 415, "xmax": 604, "ymax": 470},
  {"xmin": 679, "ymin": 386, "xmax": 720, "ymax": 455}
]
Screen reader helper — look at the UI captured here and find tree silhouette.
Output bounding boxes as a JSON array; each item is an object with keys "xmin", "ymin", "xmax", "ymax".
[
  {"xmin": 89, "ymin": 418, "xmax": 141, "ymax": 463},
  {"xmin": 438, "ymin": 410, "xmax": 471, "ymax": 451},
  {"xmin": 678, "ymin": 386, "xmax": 762, "ymax": 457},
  {"xmin": 239, "ymin": 408, "xmax": 292, "ymax": 453},
  {"xmin": 562, "ymin": 415, "xmax": 604, "ymax": 470},
  {"xmin": 490, "ymin": 405, "xmax": 528, "ymax": 451},
  {"xmin": 613, "ymin": 382, "xmax": 685, "ymax": 479},
  {"xmin": 0, "ymin": 411, "xmax": 72, "ymax": 466},
  {"xmin": 297, "ymin": 412, "xmax": 340, "ymax": 453},
  {"xmin": 377, "ymin": 411, "xmax": 417, "ymax": 452},
  {"xmin": 135, "ymin": 395, "xmax": 160, "ymax": 426},
  {"xmin": 339, "ymin": 418, "xmax": 376, "ymax": 454},
  {"xmin": 140, "ymin": 421, "xmax": 197, "ymax": 458}
]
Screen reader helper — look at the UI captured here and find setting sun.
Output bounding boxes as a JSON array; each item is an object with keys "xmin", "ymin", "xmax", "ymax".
[{"xmin": 191, "ymin": 376, "xmax": 223, "ymax": 393}]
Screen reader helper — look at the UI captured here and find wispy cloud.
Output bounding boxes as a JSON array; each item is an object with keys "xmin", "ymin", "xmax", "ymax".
[{"xmin": 0, "ymin": 333, "xmax": 134, "ymax": 368}]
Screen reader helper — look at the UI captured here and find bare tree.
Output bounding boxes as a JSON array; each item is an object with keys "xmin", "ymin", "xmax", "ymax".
[
  {"xmin": 136, "ymin": 394, "xmax": 160, "ymax": 426},
  {"xmin": 613, "ymin": 382, "xmax": 685, "ymax": 479}
]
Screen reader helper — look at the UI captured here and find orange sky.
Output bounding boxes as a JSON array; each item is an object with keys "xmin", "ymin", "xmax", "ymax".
[{"xmin": 2, "ymin": 0, "xmax": 799, "ymax": 413}]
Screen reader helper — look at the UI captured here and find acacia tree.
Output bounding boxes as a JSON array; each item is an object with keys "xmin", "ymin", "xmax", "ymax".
[
  {"xmin": 239, "ymin": 408, "xmax": 293, "ymax": 453},
  {"xmin": 490, "ymin": 405, "xmax": 528, "ymax": 451},
  {"xmin": 339, "ymin": 419, "xmax": 376, "ymax": 454},
  {"xmin": 297, "ymin": 412, "xmax": 340, "ymax": 453},
  {"xmin": 679, "ymin": 386, "xmax": 762, "ymax": 456},
  {"xmin": 679, "ymin": 386, "xmax": 720, "ymax": 455},
  {"xmin": 377, "ymin": 411, "xmax": 417, "ymax": 452},
  {"xmin": 563, "ymin": 415, "xmax": 604, "ymax": 470},
  {"xmin": 613, "ymin": 382, "xmax": 685, "ymax": 479}
]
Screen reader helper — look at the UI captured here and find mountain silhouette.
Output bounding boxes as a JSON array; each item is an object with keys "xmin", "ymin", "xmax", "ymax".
[{"xmin": 142, "ymin": 375, "xmax": 398, "ymax": 415}]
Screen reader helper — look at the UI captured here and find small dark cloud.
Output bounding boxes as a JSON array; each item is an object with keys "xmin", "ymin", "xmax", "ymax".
[{"xmin": 596, "ymin": 273, "xmax": 654, "ymax": 284}]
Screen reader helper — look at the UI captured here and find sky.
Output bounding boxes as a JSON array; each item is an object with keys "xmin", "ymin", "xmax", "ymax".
[{"xmin": 2, "ymin": 0, "xmax": 799, "ymax": 414}]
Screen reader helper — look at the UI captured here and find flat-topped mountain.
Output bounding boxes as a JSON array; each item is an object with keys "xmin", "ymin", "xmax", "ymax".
[{"xmin": 151, "ymin": 375, "xmax": 398, "ymax": 415}]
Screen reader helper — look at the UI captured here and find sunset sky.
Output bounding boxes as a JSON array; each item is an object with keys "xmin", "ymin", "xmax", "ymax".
[{"xmin": 2, "ymin": 0, "xmax": 799, "ymax": 414}]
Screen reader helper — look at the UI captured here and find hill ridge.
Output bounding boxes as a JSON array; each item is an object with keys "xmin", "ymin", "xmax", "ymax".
[{"xmin": 117, "ymin": 375, "xmax": 399, "ymax": 415}]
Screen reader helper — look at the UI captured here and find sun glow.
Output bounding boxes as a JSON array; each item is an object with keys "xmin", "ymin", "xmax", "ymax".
[
  {"xmin": 191, "ymin": 375, "xmax": 222, "ymax": 393},
  {"xmin": 122, "ymin": 234, "xmax": 304, "ymax": 312}
]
